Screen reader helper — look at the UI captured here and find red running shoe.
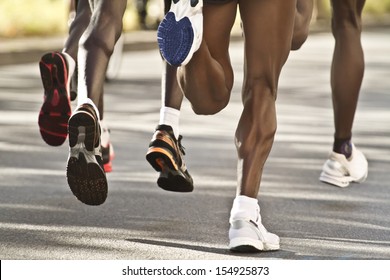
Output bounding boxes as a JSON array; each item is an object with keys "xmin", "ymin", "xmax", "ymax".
[
  {"xmin": 101, "ymin": 121, "xmax": 115, "ymax": 173},
  {"xmin": 38, "ymin": 52, "xmax": 73, "ymax": 146}
]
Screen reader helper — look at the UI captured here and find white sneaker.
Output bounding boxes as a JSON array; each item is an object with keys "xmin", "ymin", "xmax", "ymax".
[
  {"xmin": 157, "ymin": 0, "xmax": 203, "ymax": 66},
  {"xmin": 229, "ymin": 212, "xmax": 280, "ymax": 252},
  {"xmin": 319, "ymin": 144, "xmax": 368, "ymax": 188}
]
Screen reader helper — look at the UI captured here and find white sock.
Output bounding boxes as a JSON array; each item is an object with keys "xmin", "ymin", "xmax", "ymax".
[
  {"xmin": 159, "ymin": 106, "xmax": 180, "ymax": 139},
  {"xmin": 229, "ymin": 195, "xmax": 260, "ymax": 223}
]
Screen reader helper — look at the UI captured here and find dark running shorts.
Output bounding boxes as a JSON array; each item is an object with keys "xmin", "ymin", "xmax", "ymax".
[
  {"xmin": 205, "ymin": 0, "xmax": 235, "ymax": 3},
  {"xmin": 164, "ymin": 0, "xmax": 235, "ymax": 13}
]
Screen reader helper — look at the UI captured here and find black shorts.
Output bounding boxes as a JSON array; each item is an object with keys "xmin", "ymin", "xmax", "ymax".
[
  {"xmin": 164, "ymin": 0, "xmax": 235, "ymax": 13},
  {"xmin": 205, "ymin": 0, "xmax": 235, "ymax": 3}
]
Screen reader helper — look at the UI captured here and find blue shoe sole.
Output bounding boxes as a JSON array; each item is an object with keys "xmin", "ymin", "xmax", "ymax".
[{"xmin": 157, "ymin": 12, "xmax": 194, "ymax": 66}]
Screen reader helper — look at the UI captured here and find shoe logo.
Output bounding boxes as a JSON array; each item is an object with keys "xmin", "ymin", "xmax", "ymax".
[
  {"xmin": 249, "ymin": 220, "xmax": 259, "ymax": 229},
  {"xmin": 341, "ymin": 141, "xmax": 352, "ymax": 159}
]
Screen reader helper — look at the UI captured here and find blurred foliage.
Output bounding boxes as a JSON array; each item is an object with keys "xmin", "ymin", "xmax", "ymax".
[
  {"xmin": 0, "ymin": 0, "xmax": 159, "ymax": 38},
  {"xmin": 0, "ymin": 0, "xmax": 68, "ymax": 37},
  {"xmin": 0, "ymin": 0, "xmax": 389, "ymax": 38}
]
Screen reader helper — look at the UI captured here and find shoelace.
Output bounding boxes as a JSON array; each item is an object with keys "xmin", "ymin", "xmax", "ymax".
[{"xmin": 177, "ymin": 135, "xmax": 186, "ymax": 156}]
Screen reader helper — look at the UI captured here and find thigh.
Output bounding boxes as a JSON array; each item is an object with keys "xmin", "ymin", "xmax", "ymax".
[
  {"xmin": 203, "ymin": 1, "xmax": 238, "ymax": 90},
  {"xmin": 239, "ymin": 0, "xmax": 296, "ymax": 83},
  {"xmin": 89, "ymin": 0, "xmax": 127, "ymax": 18},
  {"xmin": 75, "ymin": 0, "xmax": 90, "ymax": 14},
  {"xmin": 331, "ymin": 0, "xmax": 366, "ymax": 23},
  {"xmin": 88, "ymin": 0, "xmax": 127, "ymax": 38}
]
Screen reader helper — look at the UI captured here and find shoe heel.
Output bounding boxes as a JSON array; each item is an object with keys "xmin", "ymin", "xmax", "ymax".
[
  {"xmin": 68, "ymin": 112, "xmax": 97, "ymax": 151},
  {"xmin": 146, "ymin": 148, "xmax": 178, "ymax": 171}
]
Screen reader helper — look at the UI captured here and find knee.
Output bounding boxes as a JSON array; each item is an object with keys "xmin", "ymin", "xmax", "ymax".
[
  {"xmin": 291, "ymin": 29, "xmax": 309, "ymax": 50},
  {"xmin": 244, "ymin": 75, "xmax": 278, "ymax": 102},
  {"xmin": 291, "ymin": 15, "xmax": 311, "ymax": 50},
  {"xmin": 332, "ymin": 8, "xmax": 363, "ymax": 35},
  {"xmin": 81, "ymin": 13, "xmax": 123, "ymax": 56},
  {"xmin": 191, "ymin": 98, "xmax": 229, "ymax": 115}
]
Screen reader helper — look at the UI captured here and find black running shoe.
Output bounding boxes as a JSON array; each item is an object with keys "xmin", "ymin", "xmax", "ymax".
[
  {"xmin": 66, "ymin": 103, "xmax": 107, "ymax": 205},
  {"xmin": 146, "ymin": 125, "xmax": 193, "ymax": 192}
]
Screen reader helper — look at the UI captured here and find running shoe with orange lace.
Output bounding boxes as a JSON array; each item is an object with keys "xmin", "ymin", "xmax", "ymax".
[
  {"xmin": 66, "ymin": 101, "xmax": 107, "ymax": 205},
  {"xmin": 38, "ymin": 52, "xmax": 75, "ymax": 146},
  {"xmin": 146, "ymin": 125, "xmax": 193, "ymax": 192}
]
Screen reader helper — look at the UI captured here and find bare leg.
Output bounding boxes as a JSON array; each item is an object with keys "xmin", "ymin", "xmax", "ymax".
[
  {"xmin": 331, "ymin": 0, "xmax": 365, "ymax": 141},
  {"xmin": 318, "ymin": 0, "xmax": 368, "ymax": 188},
  {"xmin": 236, "ymin": 0, "xmax": 296, "ymax": 198},
  {"xmin": 77, "ymin": 0, "xmax": 127, "ymax": 119},
  {"xmin": 64, "ymin": 0, "xmax": 91, "ymax": 61},
  {"xmin": 169, "ymin": 0, "xmax": 296, "ymax": 251},
  {"xmin": 231, "ymin": 0, "xmax": 296, "ymax": 252},
  {"xmin": 145, "ymin": 0, "xmax": 193, "ymax": 193},
  {"xmin": 66, "ymin": 0, "xmax": 127, "ymax": 206}
]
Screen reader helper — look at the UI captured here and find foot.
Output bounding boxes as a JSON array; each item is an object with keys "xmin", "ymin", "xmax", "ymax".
[
  {"xmin": 66, "ymin": 102, "xmax": 107, "ymax": 205},
  {"xmin": 146, "ymin": 125, "xmax": 193, "ymax": 192},
  {"xmin": 157, "ymin": 0, "xmax": 203, "ymax": 66},
  {"xmin": 229, "ymin": 214, "xmax": 280, "ymax": 252},
  {"xmin": 38, "ymin": 52, "xmax": 74, "ymax": 146},
  {"xmin": 319, "ymin": 144, "xmax": 368, "ymax": 188}
]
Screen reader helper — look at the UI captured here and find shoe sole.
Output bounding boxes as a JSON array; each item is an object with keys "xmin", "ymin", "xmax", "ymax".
[
  {"xmin": 38, "ymin": 52, "xmax": 71, "ymax": 146},
  {"xmin": 67, "ymin": 111, "xmax": 107, "ymax": 205},
  {"xmin": 319, "ymin": 170, "xmax": 368, "ymax": 188},
  {"xmin": 319, "ymin": 172, "xmax": 352, "ymax": 188},
  {"xmin": 157, "ymin": 12, "xmax": 194, "ymax": 66},
  {"xmin": 229, "ymin": 237, "xmax": 280, "ymax": 253},
  {"xmin": 146, "ymin": 149, "xmax": 193, "ymax": 192}
]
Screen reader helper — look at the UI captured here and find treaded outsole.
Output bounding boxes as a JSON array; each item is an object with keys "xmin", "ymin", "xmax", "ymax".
[
  {"xmin": 67, "ymin": 112, "xmax": 107, "ymax": 206},
  {"xmin": 67, "ymin": 154, "xmax": 107, "ymax": 206},
  {"xmin": 146, "ymin": 150, "xmax": 193, "ymax": 192},
  {"xmin": 229, "ymin": 238, "xmax": 280, "ymax": 253},
  {"xmin": 38, "ymin": 52, "xmax": 71, "ymax": 146},
  {"xmin": 157, "ymin": 12, "xmax": 194, "ymax": 66}
]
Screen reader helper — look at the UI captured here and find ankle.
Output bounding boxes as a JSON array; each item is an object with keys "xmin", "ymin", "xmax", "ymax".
[{"xmin": 333, "ymin": 137, "xmax": 352, "ymax": 158}]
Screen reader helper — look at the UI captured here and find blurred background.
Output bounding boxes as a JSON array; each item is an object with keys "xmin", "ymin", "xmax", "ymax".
[{"xmin": 0, "ymin": 0, "xmax": 389, "ymax": 38}]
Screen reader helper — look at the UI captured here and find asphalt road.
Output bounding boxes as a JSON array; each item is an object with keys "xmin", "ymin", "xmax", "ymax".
[{"xmin": 0, "ymin": 28, "xmax": 389, "ymax": 260}]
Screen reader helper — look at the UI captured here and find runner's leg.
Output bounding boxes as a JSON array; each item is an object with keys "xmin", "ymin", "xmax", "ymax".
[
  {"xmin": 236, "ymin": 0, "xmax": 296, "ymax": 197},
  {"xmin": 331, "ymin": 0, "xmax": 365, "ymax": 142},
  {"xmin": 77, "ymin": 0, "xmax": 127, "ymax": 119}
]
